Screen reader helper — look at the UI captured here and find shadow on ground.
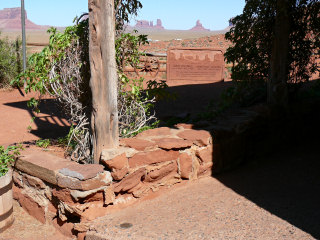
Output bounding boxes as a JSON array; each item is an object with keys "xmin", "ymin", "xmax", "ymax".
[
  {"xmin": 214, "ymin": 121, "xmax": 320, "ymax": 238},
  {"xmin": 155, "ymin": 81, "xmax": 232, "ymax": 120},
  {"xmin": 4, "ymin": 81, "xmax": 320, "ymax": 238},
  {"xmin": 4, "ymin": 99, "xmax": 70, "ymax": 140},
  {"xmin": 157, "ymin": 79, "xmax": 320, "ymax": 238}
]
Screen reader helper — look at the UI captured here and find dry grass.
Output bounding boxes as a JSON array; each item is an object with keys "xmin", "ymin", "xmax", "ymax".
[
  {"xmin": 1, "ymin": 30, "xmax": 50, "ymax": 55},
  {"xmin": 0, "ymin": 30, "xmax": 50, "ymax": 44}
]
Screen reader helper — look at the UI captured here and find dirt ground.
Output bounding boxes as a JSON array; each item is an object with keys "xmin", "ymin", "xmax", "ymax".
[
  {"xmin": 87, "ymin": 138, "xmax": 320, "ymax": 240},
  {"xmin": 1, "ymin": 86, "xmax": 319, "ymax": 239},
  {"xmin": 0, "ymin": 201, "xmax": 68, "ymax": 240},
  {"xmin": 0, "ymin": 89, "xmax": 70, "ymax": 147}
]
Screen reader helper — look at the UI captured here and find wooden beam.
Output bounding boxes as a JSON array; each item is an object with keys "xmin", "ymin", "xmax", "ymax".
[{"xmin": 88, "ymin": 0, "xmax": 119, "ymax": 164}]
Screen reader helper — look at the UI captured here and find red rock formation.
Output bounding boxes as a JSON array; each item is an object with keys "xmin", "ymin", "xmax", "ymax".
[
  {"xmin": 190, "ymin": 20, "xmax": 210, "ymax": 31},
  {"xmin": 155, "ymin": 19, "xmax": 164, "ymax": 29},
  {"xmin": 0, "ymin": 7, "xmax": 24, "ymax": 19},
  {"xmin": 135, "ymin": 20, "xmax": 150, "ymax": 28},
  {"xmin": 134, "ymin": 18, "xmax": 164, "ymax": 30},
  {"xmin": 0, "ymin": 7, "xmax": 48, "ymax": 30}
]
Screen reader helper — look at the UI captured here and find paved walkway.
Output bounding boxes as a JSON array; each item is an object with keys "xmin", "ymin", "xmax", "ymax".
[{"xmin": 87, "ymin": 140, "xmax": 320, "ymax": 240}]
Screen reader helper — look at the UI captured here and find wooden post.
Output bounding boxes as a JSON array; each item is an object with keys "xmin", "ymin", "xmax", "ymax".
[{"xmin": 88, "ymin": 0, "xmax": 119, "ymax": 164}]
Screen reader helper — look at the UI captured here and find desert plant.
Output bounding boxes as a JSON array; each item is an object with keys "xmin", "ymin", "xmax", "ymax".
[
  {"xmin": 0, "ymin": 33, "xmax": 22, "ymax": 88},
  {"xmin": 12, "ymin": 12, "xmax": 168, "ymax": 163},
  {"xmin": 0, "ymin": 145, "xmax": 23, "ymax": 177},
  {"xmin": 35, "ymin": 139, "xmax": 51, "ymax": 148}
]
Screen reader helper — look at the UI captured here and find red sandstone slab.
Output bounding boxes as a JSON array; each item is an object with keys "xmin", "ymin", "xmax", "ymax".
[
  {"xmin": 178, "ymin": 153, "xmax": 193, "ymax": 179},
  {"xmin": 13, "ymin": 185, "xmax": 46, "ymax": 224},
  {"xmin": 15, "ymin": 151, "xmax": 106, "ymax": 186},
  {"xmin": 177, "ymin": 129, "xmax": 212, "ymax": 146},
  {"xmin": 56, "ymin": 171, "xmax": 112, "ymax": 191},
  {"xmin": 145, "ymin": 162, "xmax": 178, "ymax": 182},
  {"xmin": 196, "ymin": 146, "xmax": 213, "ymax": 164},
  {"xmin": 15, "ymin": 151, "xmax": 76, "ymax": 185},
  {"xmin": 100, "ymin": 153, "xmax": 128, "ymax": 171},
  {"xmin": 136, "ymin": 127, "xmax": 173, "ymax": 138},
  {"xmin": 167, "ymin": 48, "xmax": 225, "ymax": 83},
  {"xmin": 153, "ymin": 138, "xmax": 193, "ymax": 150},
  {"xmin": 111, "ymin": 167, "xmax": 129, "ymax": 181},
  {"xmin": 129, "ymin": 150, "xmax": 180, "ymax": 168},
  {"xmin": 59, "ymin": 164, "xmax": 104, "ymax": 180},
  {"xmin": 113, "ymin": 168, "xmax": 146, "ymax": 193},
  {"xmin": 120, "ymin": 138, "xmax": 156, "ymax": 151}
]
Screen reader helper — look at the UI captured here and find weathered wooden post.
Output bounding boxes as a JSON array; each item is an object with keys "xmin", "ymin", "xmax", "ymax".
[{"xmin": 88, "ymin": 0, "xmax": 119, "ymax": 164}]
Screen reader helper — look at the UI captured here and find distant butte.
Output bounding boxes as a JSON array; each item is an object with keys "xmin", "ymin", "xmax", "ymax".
[
  {"xmin": 0, "ymin": 7, "xmax": 49, "ymax": 31},
  {"xmin": 134, "ymin": 19, "xmax": 164, "ymax": 30},
  {"xmin": 190, "ymin": 20, "xmax": 210, "ymax": 31}
]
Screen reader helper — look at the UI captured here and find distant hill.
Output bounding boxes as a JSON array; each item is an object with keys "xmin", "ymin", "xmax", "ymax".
[
  {"xmin": 0, "ymin": 7, "xmax": 50, "ymax": 31},
  {"xmin": 126, "ymin": 19, "xmax": 229, "ymax": 41}
]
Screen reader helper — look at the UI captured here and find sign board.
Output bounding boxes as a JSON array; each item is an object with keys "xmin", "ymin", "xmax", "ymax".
[{"xmin": 167, "ymin": 48, "xmax": 225, "ymax": 82}]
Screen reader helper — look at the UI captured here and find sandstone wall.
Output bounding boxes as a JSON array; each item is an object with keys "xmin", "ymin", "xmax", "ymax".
[
  {"xmin": 13, "ymin": 125, "xmax": 217, "ymax": 239},
  {"xmin": 12, "ymin": 98, "xmax": 320, "ymax": 239}
]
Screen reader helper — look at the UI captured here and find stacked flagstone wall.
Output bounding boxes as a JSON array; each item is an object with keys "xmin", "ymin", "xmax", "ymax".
[
  {"xmin": 12, "ymin": 99, "xmax": 320, "ymax": 239},
  {"xmin": 13, "ymin": 124, "xmax": 221, "ymax": 239}
]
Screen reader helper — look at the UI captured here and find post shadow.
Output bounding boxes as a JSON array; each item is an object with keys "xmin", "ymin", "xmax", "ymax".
[{"xmin": 4, "ymin": 98, "xmax": 70, "ymax": 140}]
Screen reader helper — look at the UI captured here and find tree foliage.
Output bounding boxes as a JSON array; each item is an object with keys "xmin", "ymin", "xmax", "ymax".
[
  {"xmin": 115, "ymin": 0, "xmax": 142, "ymax": 34},
  {"xmin": 12, "ymin": 0, "xmax": 167, "ymax": 163},
  {"xmin": 225, "ymin": 0, "xmax": 320, "ymax": 85}
]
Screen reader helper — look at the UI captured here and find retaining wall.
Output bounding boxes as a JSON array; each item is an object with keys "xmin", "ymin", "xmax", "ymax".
[
  {"xmin": 12, "ymin": 98, "xmax": 320, "ymax": 239},
  {"xmin": 13, "ymin": 124, "xmax": 223, "ymax": 239}
]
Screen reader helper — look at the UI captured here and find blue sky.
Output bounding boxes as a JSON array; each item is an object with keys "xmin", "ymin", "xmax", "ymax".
[{"xmin": 0, "ymin": 0, "xmax": 245, "ymax": 30}]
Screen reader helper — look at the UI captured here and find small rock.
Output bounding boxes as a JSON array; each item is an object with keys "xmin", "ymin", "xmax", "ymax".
[
  {"xmin": 104, "ymin": 186, "xmax": 115, "ymax": 205},
  {"xmin": 178, "ymin": 153, "xmax": 193, "ymax": 179},
  {"xmin": 196, "ymin": 146, "xmax": 213, "ymax": 164},
  {"xmin": 111, "ymin": 167, "xmax": 129, "ymax": 181},
  {"xmin": 120, "ymin": 223, "xmax": 133, "ymax": 229}
]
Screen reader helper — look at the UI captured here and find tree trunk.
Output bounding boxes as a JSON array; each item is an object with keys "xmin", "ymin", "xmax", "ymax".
[
  {"xmin": 268, "ymin": 0, "xmax": 290, "ymax": 106},
  {"xmin": 88, "ymin": 0, "xmax": 119, "ymax": 164}
]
